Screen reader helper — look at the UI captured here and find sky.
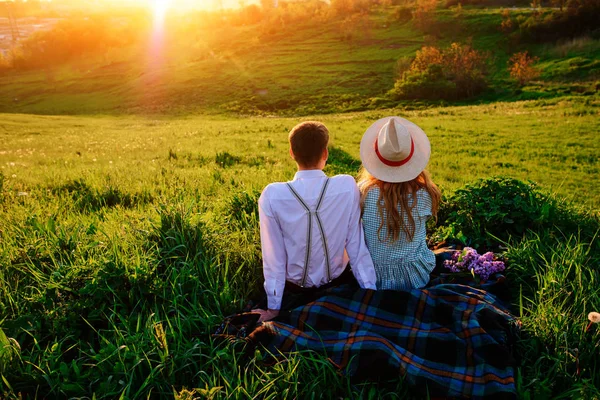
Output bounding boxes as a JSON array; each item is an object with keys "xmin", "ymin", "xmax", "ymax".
[
  {"xmin": 95, "ymin": 0, "xmax": 239, "ymax": 11},
  {"xmin": 41, "ymin": 0, "xmax": 239, "ymax": 11}
]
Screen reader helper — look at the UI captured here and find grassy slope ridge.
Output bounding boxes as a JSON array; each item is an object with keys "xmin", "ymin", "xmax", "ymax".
[{"xmin": 0, "ymin": 7, "xmax": 599, "ymax": 115}]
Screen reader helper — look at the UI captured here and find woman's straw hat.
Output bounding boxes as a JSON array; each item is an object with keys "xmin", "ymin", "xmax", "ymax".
[{"xmin": 359, "ymin": 116, "xmax": 431, "ymax": 183}]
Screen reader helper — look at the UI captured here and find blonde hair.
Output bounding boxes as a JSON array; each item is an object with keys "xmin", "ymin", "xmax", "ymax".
[{"xmin": 358, "ymin": 169, "xmax": 441, "ymax": 243}]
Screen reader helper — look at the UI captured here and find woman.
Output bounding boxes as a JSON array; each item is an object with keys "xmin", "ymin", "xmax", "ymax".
[{"xmin": 358, "ymin": 116, "xmax": 441, "ymax": 291}]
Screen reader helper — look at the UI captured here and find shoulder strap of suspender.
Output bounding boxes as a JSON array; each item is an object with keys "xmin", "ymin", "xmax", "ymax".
[{"xmin": 286, "ymin": 178, "xmax": 331, "ymax": 287}]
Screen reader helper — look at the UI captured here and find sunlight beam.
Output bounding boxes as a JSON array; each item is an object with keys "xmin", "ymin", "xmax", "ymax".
[{"xmin": 152, "ymin": 0, "xmax": 171, "ymax": 23}]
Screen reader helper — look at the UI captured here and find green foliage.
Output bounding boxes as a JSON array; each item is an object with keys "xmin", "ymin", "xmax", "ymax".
[
  {"xmin": 389, "ymin": 6, "xmax": 413, "ymax": 23},
  {"xmin": 330, "ymin": 0, "xmax": 371, "ymax": 16},
  {"xmin": 393, "ymin": 64, "xmax": 460, "ymax": 100},
  {"xmin": 215, "ymin": 152, "xmax": 241, "ymax": 168},
  {"xmin": 505, "ymin": 234, "xmax": 600, "ymax": 397},
  {"xmin": 436, "ymin": 176, "xmax": 600, "ymax": 248},
  {"xmin": 392, "ymin": 43, "xmax": 489, "ymax": 100},
  {"xmin": 444, "ymin": 0, "xmax": 529, "ymax": 7},
  {"xmin": 0, "ymin": 329, "xmax": 20, "ymax": 375},
  {"xmin": 150, "ymin": 204, "xmax": 206, "ymax": 263},
  {"xmin": 53, "ymin": 179, "xmax": 154, "ymax": 212},
  {"xmin": 225, "ymin": 189, "xmax": 261, "ymax": 230},
  {"xmin": 517, "ymin": 1, "xmax": 600, "ymax": 44},
  {"xmin": 11, "ymin": 16, "xmax": 141, "ymax": 69}
]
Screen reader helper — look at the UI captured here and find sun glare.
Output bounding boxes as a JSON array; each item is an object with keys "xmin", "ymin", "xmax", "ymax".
[{"xmin": 152, "ymin": 0, "xmax": 172, "ymax": 21}]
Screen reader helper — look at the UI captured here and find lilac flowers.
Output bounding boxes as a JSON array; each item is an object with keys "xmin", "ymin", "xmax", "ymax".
[{"xmin": 443, "ymin": 247, "xmax": 505, "ymax": 281}]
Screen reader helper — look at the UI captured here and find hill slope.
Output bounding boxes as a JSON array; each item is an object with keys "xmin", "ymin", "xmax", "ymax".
[{"xmin": 0, "ymin": 7, "xmax": 598, "ymax": 115}]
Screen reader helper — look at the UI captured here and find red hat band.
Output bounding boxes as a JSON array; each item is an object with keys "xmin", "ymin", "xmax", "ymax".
[{"xmin": 374, "ymin": 137, "xmax": 415, "ymax": 167}]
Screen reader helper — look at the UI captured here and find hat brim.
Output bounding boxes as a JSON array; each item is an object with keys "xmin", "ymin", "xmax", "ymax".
[{"xmin": 360, "ymin": 116, "xmax": 431, "ymax": 183}]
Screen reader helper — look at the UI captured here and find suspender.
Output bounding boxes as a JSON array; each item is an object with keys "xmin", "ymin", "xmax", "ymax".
[{"xmin": 286, "ymin": 178, "xmax": 332, "ymax": 287}]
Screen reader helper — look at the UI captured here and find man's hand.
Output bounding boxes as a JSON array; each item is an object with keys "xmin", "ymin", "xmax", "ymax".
[{"xmin": 254, "ymin": 308, "xmax": 280, "ymax": 323}]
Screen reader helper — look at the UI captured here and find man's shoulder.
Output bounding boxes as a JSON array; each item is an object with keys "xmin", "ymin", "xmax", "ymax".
[
  {"xmin": 260, "ymin": 182, "xmax": 288, "ymax": 199},
  {"xmin": 328, "ymin": 174, "xmax": 358, "ymax": 191}
]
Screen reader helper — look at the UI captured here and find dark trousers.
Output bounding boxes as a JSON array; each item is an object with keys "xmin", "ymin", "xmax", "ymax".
[{"xmin": 253, "ymin": 266, "xmax": 359, "ymax": 312}]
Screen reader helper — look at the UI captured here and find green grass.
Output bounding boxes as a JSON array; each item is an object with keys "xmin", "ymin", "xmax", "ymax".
[
  {"xmin": 0, "ymin": 96, "xmax": 599, "ymax": 398},
  {"xmin": 2, "ymin": 96, "xmax": 598, "ymax": 208}
]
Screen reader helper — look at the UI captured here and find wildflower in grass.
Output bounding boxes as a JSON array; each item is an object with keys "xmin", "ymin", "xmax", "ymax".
[
  {"xmin": 587, "ymin": 312, "xmax": 600, "ymax": 332},
  {"xmin": 443, "ymin": 247, "xmax": 505, "ymax": 281}
]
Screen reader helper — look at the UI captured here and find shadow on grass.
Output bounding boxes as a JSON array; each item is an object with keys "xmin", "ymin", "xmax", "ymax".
[{"xmin": 325, "ymin": 146, "xmax": 362, "ymax": 176}]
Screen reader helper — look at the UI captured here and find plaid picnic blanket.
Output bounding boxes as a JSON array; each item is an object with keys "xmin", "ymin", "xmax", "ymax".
[{"xmin": 244, "ymin": 276, "xmax": 518, "ymax": 399}]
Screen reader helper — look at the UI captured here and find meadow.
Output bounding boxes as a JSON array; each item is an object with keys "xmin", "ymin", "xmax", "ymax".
[
  {"xmin": 1, "ymin": 0, "xmax": 600, "ymax": 398},
  {"xmin": 1, "ymin": 97, "xmax": 599, "ymax": 398}
]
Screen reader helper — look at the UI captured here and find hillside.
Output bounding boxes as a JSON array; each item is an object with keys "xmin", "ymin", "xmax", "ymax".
[{"xmin": 0, "ymin": 6, "xmax": 598, "ymax": 115}]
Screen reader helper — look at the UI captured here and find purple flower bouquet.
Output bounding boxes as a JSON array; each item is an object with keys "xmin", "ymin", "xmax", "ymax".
[{"xmin": 443, "ymin": 247, "xmax": 506, "ymax": 282}]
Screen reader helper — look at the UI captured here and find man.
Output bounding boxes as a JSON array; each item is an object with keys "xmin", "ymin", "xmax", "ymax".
[{"xmin": 255, "ymin": 121, "xmax": 377, "ymax": 322}]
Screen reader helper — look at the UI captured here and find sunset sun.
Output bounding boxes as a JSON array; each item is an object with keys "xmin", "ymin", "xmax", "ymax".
[{"xmin": 152, "ymin": 0, "xmax": 172, "ymax": 20}]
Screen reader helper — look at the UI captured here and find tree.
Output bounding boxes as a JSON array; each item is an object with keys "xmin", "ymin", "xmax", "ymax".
[
  {"xmin": 392, "ymin": 42, "xmax": 489, "ymax": 100},
  {"xmin": 509, "ymin": 51, "xmax": 540, "ymax": 86},
  {"xmin": 551, "ymin": 0, "xmax": 566, "ymax": 11},
  {"xmin": 413, "ymin": 0, "xmax": 437, "ymax": 29},
  {"xmin": 499, "ymin": 9, "xmax": 514, "ymax": 34}
]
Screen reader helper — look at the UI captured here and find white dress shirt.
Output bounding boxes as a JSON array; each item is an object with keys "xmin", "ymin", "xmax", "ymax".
[{"xmin": 258, "ymin": 169, "xmax": 377, "ymax": 310}]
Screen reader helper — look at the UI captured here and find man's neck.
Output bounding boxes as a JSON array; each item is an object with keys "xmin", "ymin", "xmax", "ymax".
[{"xmin": 297, "ymin": 166, "xmax": 323, "ymax": 172}]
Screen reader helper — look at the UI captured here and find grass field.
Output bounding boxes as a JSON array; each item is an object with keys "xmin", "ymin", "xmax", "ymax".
[
  {"xmin": 1, "ymin": 96, "xmax": 599, "ymax": 398},
  {"xmin": 2, "ymin": 96, "xmax": 599, "ymax": 207},
  {"xmin": 1, "ymin": 3, "xmax": 600, "ymax": 399}
]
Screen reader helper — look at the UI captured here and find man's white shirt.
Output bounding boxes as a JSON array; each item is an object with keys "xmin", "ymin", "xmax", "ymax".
[{"xmin": 258, "ymin": 170, "xmax": 377, "ymax": 310}]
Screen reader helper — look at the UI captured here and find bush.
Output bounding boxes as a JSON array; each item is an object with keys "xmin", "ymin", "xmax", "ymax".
[
  {"xmin": 231, "ymin": 4, "xmax": 264, "ymax": 26},
  {"xmin": 499, "ymin": 8, "xmax": 514, "ymax": 34},
  {"xmin": 330, "ymin": 0, "xmax": 371, "ymax": 16},
  {"xmin": 10, "ymin": 16, "xmax": 141, "ymax": 70},
  {"xmin": 391, "ymin": 43, "xmax": 489, "ymax": 100},
  {"xmin": 517, "ymin": 0, "xmax": 600, "ymax": 43},
  {"xmin": 435, "ymin": 177, "xmax": 600, "ymax": 248},
  {"xmin": 412, "ymin": 0, "xmax": 438, "ymax": 29},
  {"xmin": 338, "ymin": 12, "xmax": 372, "ymax": 42},
  {"xmin": 445, "ymin": 0, "xmax": 528, "ymax": 7},
  {"xmin": 389, "ymin": 6, "xmax": 413, "ymax": 23},
  {"xmin": 509, "ymin": 51, "xmax": 540, "ymax": 86}
]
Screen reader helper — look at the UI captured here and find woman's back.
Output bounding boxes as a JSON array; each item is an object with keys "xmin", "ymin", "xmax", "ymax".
[{"xmin": 362, "ymin": 187, "xmax": 435, "ymax": 290}]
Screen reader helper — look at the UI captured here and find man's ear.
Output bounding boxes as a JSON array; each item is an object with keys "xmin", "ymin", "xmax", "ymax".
[
  {"xmin": 323, "ymin": 147, "xmax": 329, "ymax": 162},
  {"xmin": 289, "ymin": 147, "xmax": 295, "ymax": 160}
]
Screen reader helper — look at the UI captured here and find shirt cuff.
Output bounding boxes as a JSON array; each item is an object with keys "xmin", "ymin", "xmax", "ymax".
[
  {"xmin": 362, "ymin": 281, "xmax": 377, "ymax": 290},
  {"xmin": 265, "ymin": 280, "xmax": 284, "ymax": 310},
  {"xmin": 351, "ymin": 263, "xmax": 377, "ymax": 290}
]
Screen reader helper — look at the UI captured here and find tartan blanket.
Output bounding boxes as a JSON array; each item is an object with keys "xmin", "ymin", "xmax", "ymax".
[{"xmin": 243, "ymin": 277, "xmax": 518, "ymax": 399}]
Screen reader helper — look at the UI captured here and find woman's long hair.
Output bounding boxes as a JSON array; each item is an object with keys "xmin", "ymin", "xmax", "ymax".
[{"xmin": 358, "ymin": 168, "xmax": 441, "ymax": 243}]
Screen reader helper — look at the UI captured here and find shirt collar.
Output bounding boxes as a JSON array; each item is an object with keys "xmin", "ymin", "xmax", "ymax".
[{"xmin": 293, "ymin": 169, "xmax": 326, "ymax": 181}]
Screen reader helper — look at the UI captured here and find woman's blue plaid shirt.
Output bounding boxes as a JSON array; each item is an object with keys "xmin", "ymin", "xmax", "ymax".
[{"xmin": 362, "ymin": 187, "xmax": 435, "ymax": 291}]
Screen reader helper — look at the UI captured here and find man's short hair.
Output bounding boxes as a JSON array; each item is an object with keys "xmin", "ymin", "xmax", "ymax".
[{"xmin": 289, "ymin": 121, "xmax": 329, "ymax": 167}]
